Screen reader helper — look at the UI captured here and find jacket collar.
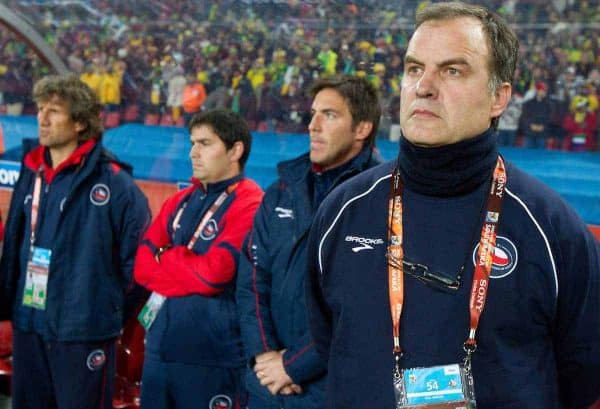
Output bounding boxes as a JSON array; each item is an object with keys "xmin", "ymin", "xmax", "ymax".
[
  {"xmin": 397, "ymin": 128, "xmax": 498, "ymax": 197},
  {"xmin": 278, "ymin": 145, "xmax": 381, "ymax": 184},
  {"xmin": 190, "ymin": 173, "xmax": 243, "ymax": 195},
  {"xmin": 23, "ymin": 139, "xmax": 97, "ymax": 184}
]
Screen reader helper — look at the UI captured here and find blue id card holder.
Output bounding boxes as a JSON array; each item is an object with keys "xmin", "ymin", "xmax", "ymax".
[{"xmin": 394, "ymin": 363, "xmax": 476, "ymax": 409}]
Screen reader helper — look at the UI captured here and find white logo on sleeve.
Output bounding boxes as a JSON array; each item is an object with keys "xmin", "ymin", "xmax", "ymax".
[
  {"xmin": 345, "ymin": 236, "xmax": 384, "ymax": 253},
  {"xmin": 275, "ymin": 207, "xmax": 294, "ymax": 219}
]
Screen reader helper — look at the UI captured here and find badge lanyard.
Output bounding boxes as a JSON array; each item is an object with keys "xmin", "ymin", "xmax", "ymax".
[
  {"xmin": 388, "ymin": 156, "xmax": 506, "ymax": 370},
  {"xmin": 171, "ymin": 182, "xmax": 238, "ymax": 251},
  {"xmin": 29, "ymin": 171, "xmax": 43, "ymax": 247},
  {"xmin": 29, "ymin": 159, "xmax": 85, "ymax": 247}
]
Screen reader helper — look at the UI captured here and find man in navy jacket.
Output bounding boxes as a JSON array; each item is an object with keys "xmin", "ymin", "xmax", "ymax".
[
  {"xmin": 236, "ymin": 75, "xmax": 383, "ymax": 408},
  {"xmin": 0, "ymin": 74, "xmax": 150, "ymax": 409},
  {"xmin": 306, "ymin": 3, "xmax": 600, "ymax": 409}
]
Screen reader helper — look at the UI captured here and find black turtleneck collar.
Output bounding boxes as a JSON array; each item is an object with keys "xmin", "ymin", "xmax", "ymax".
[{"xmin": 397, "ymin": 128, "xmax": 499, "ymax": 197}]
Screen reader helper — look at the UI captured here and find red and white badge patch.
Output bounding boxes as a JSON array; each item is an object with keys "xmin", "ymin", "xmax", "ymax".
[
  {"xmin": 89, "ymin": 184, "xmax": 110, "ymax": 206},
  {"xmin": 472, "ymin": 236, "xmax": 518, "ymax": 278},
  {"xmin": 86, "ymin": 349, "xmax": 106, "ymax": 371},
  {"xmin": 209, "ymin": 394, "xmax": 232, "ymax": 409},
  {"xmin": 200, "ymin": 219, "xmax": 218, "ymax": 240}
]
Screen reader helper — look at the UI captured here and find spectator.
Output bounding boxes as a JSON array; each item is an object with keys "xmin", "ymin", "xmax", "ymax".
[
  {"xmin": 247, "ymin": 58, "xmax": 268, "ymax": 97},
  {"xmin": 182, "ymin": 73, "xmax": 206, "ymax": 125},
  {"xmin": 256, "ymin": 74, "xmax": 284, "ymax": 132},
  {"xmin": 202, "ymin": 73, "xmax": 231, "ymax": 112},
  {"xmin": 166, "ymin": 65, "xmax": 186, "ymax": 125},
  {"xmin": 80, "ymin": 64, "xmax": 102, "ymax": 99},
  {"xmin": 99, "ymin": 62, "xmax": 124, "ymax": 113},
  {"xmin": 236, "ymin": 75, "xmax": 383, "ymax": 408},
  {"xmin": 497, "ymin": 89, "xmax": 529, "ymax": 146},
  {"xmin": 317, "ymin": 43, "xmax": 338, "ymax": 76},
  {"xmin": 134, "ymin": 109, "xmax": 263, "ymax": 409},
  {"xmin": 562, "ymin": 95, "xmax": 598, "ymax": 151},
  {"xmin": 0, "ymin": 74, "xmax": 150, "ymax": 409},
  {"xmin": 279, "ymin": 76, "xmax": 312, "ymax": 134},
  {"xmin": 232, "ymin": 76, "xmax": 258, "ymax": 129},
  {"xmin": 519, "ymin": 81, "xmax": 553, "ymax": 148}
]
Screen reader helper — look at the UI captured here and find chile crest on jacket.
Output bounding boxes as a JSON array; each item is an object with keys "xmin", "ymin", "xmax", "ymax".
[
  {"xmin": 472, "ymin": 235, "xmax": 518, "ymax": 278},
  {"xmin": 209, "ymin": 394, "xmax": 232, "ymax": 409},
  {"xmin": 201, "ymin": 218, "xmax": 218, "ymax": 240},
  {"xmin": 89, "ymin": 183, "xmax": 110, "ymax": 206}
]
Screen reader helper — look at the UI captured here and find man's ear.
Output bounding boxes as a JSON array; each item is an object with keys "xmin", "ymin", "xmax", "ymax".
[
  {"xmin": 490, "ymin": 83, "xmax": 512, "ymax": 120},
  {"xmin": 228, "ymin": 141, "xmax": 244, "ymax": 163},
  {"xmin": 74, "ymin": 121, "xmax": 86, "ymax": 134},
  {"xmin": 354, "ymin": 121, "xmax": 373, "ymax": 142}
]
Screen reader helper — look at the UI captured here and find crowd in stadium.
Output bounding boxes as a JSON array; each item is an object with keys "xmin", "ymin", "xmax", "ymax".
[{"xmin": 0, "ymin": 0, "xmax": 598, "ymax": 150}]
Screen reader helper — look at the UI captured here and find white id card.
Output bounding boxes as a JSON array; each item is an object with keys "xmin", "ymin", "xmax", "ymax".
[
  {"xmin": 138, "ymin": 292, "xmax": 166, "ymax": 330},
  {"xmin": 23, "ymin": 247, "xmax": 52, "ymax": 310},
  {"xmin": 394, "ymin": 363, "xmax": 476, "ymax": 409}
]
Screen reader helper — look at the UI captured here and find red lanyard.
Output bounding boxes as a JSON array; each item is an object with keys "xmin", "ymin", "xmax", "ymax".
[
  {"xmin": 171, "ymin": 183, "xmax": 238, "ymax": 250},
  {"xmin": 465, "ymin": 157, "xmax": 506, "ymax": 351},
  {"xmin": 387, "ymin": 156, "xmax": 506, "ymax": 359},
  {"xmin": 29, "ymin": 171, "xmax": 43, "ymax": 247}
]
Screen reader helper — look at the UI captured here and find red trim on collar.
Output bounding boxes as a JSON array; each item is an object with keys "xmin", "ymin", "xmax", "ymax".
[
  {"xmin": 190, "ymin": 177, "xmax": 206, "ymax": 191},
  {"xmin": 110, "ymin": 162, "xmax": 122, "ymax": 174},
  {"xmin": 24, "ymin": 139, "xmax": 97, "ymax": 184},
  {"xmin": 311, "ymin": 163, "xmax": 324, "ymax": 173}
]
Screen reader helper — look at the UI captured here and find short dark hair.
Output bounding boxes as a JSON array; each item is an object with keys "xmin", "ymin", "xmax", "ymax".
[
  {"xmin": 33, "ymin": 74, "xmax": 103, "ymax": 141},
  {"xmin": 309, "ymin": 75, "xmax": 381, "ymax": 146},
  {"xmin": 416, "ymin": 2, "xmax": 519, "ymax": 128},
  {"xmin": 188, "ymin": 109, "xmax": 252, "ymax": 169}
]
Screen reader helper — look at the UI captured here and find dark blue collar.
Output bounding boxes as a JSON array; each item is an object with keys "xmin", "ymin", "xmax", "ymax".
[
  {"xmin": 190, "ymin": 174, "xmax": 243, "ymax": 194},
  {"xmin": 311, "ymin": 147, "xmax": 376, "ymax": 206},
  {"xmin": 397, "ymin": 128, "xmax": 498, "ymax": 197}
]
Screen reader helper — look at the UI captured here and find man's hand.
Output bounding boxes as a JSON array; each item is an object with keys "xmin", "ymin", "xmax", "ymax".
[
  {"xmin": 253, "ymin": 350, "xmax": 302, "ymax": 395},
  {"xmin": 254, "ymin": 350, "xmax": 280, "ymax": 364},
  {"xmin": 279, "ymin": 384, "xmax": 303, "ymax": 395}
]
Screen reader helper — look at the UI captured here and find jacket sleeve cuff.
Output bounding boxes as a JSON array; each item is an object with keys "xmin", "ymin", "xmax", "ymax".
[{"xmin": 282, "ymin": 345, "xmax": 326, "ymax": 384}]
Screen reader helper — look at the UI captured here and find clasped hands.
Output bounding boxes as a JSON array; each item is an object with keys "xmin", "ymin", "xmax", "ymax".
[{"xmin": 254, "ymin": 350, "xmax": 303, "ymax": 396}]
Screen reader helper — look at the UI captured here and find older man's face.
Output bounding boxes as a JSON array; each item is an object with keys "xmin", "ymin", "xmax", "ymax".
[{"xmin": 400, "ymin": 17, "xmax": 510, "ymax": 147}]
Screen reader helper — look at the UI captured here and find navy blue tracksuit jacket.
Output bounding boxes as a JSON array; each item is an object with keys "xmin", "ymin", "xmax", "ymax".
[
  {"xmin": 236, "ymin": 146, "xmax": 382, "ymax": 408},
  {"xmin": 306, "ymin": 153, "xmax": 600, "ymax": 408}
]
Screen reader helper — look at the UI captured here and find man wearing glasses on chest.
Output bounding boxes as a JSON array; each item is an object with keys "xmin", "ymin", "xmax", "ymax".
[{"xmin": 305, "ymin": 2, "xmax": 600, "ymax": 409}]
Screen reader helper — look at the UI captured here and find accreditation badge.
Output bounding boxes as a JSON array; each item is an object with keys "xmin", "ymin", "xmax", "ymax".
[
  {"xmin": 394, "ymin": 363, "xmax": 476, "ymax": 409},
  {"xmin": 22, "ymin": 246, "xmax": 52, "ymax": 310},
  {"xmin": 138, "ymin": 292, "xmax": 166, "ymax": 330}
]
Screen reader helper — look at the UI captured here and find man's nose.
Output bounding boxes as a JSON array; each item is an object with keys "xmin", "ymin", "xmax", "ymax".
[
  {"xmin": 189, "ymin": 144, "xmax": 200, "ymax": 158},
  {"xmin": 37, "ymin": 109, "xmax": 49, "ymax": 123},
  {"xmin": 308, "ymin": 114, "xmax": 321, "ymax": 132},
  {"xmin": 415, "ymin": 71, "xmax": 437, "ymax": 98}
]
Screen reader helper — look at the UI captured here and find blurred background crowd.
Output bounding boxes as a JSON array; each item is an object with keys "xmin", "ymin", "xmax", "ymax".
[{"xmin": 0, "ymin": 0, "xmax": 598, "ymax": 150}]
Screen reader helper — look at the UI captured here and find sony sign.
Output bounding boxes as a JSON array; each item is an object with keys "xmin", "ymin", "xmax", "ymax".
[{"xmin": 0, "ymin": 160, "xmax": 21, "ymax": 189}]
